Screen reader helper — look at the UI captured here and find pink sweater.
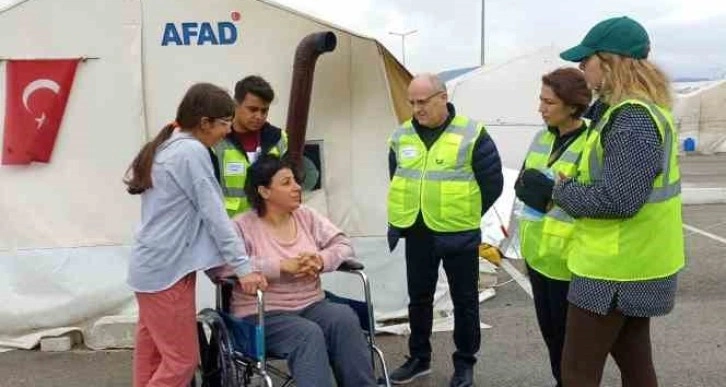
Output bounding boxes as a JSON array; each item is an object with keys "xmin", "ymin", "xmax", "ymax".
[{"xmin": 208, "ymin": 205, "xmax": 353, "ymax": 318}]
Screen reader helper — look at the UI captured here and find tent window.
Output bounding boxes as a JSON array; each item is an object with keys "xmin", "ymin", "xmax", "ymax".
[{"xmin": 301, "ymin": 140, "xmax": 323, "ymax": 191}]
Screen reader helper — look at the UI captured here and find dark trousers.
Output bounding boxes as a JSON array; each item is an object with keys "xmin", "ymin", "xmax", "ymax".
[
  {"xmin": 244, "ymin": 300, "xmax": 376, "ymax": 387},
  {"xmin": 561, "ymin": 305, "xmax": 656, "ymax": 387},
  {"xmin": 527, "ymin": 264, "xmax": 570, "ymax": 387},
  {"xmin": 404, "ymin": 230, "xmax": 481, "ymax": 368}
]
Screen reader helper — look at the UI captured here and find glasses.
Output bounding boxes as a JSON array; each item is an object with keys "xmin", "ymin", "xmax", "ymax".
[
  {"xmin": 206, "ymin": 117, "xmax": 233, "ymax": 126},
  {"xmin": 408, "ymin": 91, "xmax": 444, "ymax": 107}
]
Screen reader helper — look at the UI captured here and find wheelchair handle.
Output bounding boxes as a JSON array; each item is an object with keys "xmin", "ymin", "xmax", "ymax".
[{"xmin": 337, "ymin": 259, "xmax": 364, "ymax": 272}]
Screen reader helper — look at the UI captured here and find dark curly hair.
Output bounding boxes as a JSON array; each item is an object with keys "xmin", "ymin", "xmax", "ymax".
[{"xmin": 244, "ymin": 154, "xmax": 299, "ymax": 216}]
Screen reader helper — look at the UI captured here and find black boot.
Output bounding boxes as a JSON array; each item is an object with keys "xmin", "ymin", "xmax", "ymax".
[
  {"xmin": 449, "ymin": 365, "xmax": 473, "ymax": 387},
  {"xmin": 389, "ymin": 357, "xmax": 431, "ymax": 385}
]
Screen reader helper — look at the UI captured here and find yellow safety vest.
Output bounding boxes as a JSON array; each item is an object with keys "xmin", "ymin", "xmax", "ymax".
[
  {"xmin": 387, "ymin": 115, "xmax": 484, "ymax": 232},
  {"xmin": 566, "ymin": 100, "xmax": 685, "ymax": 281},
  {"xmin": 519, "ymin": 124, "xmax": 588, "ymax": 281},
  {"xmin": 214, "ymin": 131, "xmax": 288, "ymax": 217}
]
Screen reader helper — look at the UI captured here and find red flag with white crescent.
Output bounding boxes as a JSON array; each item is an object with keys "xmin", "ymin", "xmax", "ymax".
[{"xmin": 2, "ymin": 59, "xmax": 80, "ymax": 165}]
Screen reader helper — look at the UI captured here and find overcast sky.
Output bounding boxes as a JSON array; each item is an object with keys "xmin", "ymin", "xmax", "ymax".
[
  {"xmin": 2, "ymin": 0, "xmax": 723, "ymax": 79},
  {"xmin": 275, "ymin": 0, "xmax": 726, "ymax": 80}
]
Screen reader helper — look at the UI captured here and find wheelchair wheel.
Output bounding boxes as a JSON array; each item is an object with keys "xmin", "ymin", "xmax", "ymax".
[{"xmin": 197, "ymin": 309, "xmax": 241, "ymax": 387}]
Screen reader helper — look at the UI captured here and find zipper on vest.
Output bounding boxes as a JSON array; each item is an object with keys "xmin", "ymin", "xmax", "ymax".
[{"xmin": 419, "ymin": 144, "xmax": 428, "ymax": 210}]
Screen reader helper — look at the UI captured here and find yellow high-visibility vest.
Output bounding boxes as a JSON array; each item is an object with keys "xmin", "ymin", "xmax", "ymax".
[
  {"xmin": 387, "ymin": 115, "xmax": 484, "ymax": 232},
  {"xmin": 519, "ymin": 125, "xmax": 588, "ymax": 280},
  {"xmin": 566, "ymin": 100, "xmax": 685, "ymax": 281},
  {"xmin": 214, "ymin": 131, "xmax": 288, "ymax": 217}
]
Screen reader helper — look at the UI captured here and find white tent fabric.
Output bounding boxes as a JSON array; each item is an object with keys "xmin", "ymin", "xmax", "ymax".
[
  {"xmin": 0, "ymin": 0, "xmax": 146, "ymax": 349},
  {"xmin": 673, "ymin": 80, "xmax": 726, "ymax": 154},
  {"xmin": 444, "ymin": 45, "xmax": 581, "ymax": 260},
  {"xmin": 0, "ymin": 0, "xmax": 521, "ymax": 350},
  {"xmin": 0, "ymin": 0, "xmax": 418, "ymax": 349},
  {"xmin": 447, "ymin": 46, "xmax": 571, "ymax": 169}
]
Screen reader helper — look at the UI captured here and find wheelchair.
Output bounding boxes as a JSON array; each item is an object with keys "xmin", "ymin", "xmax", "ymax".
[{"xmin": 193, "ymin": 259, "xmax": 391, "ymax": 387}]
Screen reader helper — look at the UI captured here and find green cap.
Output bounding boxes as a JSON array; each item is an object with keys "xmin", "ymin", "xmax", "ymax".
[{"xmin": 560, "ymin": 16, "xmax": 650, "ymax": 62}]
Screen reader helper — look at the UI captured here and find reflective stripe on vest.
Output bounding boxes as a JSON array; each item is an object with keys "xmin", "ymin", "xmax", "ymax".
[
  {"xmin": 567, "ymin": 100, "xmax": 685, "ymax": 281},
  {"xmin": 518, "ymin": 127, "xmax": 587, "ymax": 280},
  {"xmin": 387, "ymin": 115, "xmax": 484, "ymax": 232},
  {"xmin": 275, "ymin": 130, "xmax": 288, "ymax": 156}
]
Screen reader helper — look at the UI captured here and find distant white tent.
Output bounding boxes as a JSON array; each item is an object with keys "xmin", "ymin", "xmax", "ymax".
[
  {"xmin": 447, "ymin": 46, "xmax": 571, "ymax": 169},
  {"xmin": 673, "ymin": 80, "xmax": 726, "ymax": 154},
  {"xmin": 448, "ymin": 49, "xmax": 726, "ymax": 157},
  {"xmin": 445, "ymin": 46, "xmax": 584, "ymax": 264}
]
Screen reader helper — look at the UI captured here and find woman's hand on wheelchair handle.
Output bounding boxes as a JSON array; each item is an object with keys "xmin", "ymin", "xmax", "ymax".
[{"xmin": 239, "ymin": 272, "xmax": 268, "ymax": 294}]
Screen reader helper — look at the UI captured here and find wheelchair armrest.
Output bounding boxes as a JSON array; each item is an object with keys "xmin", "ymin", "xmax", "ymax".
[{"xmin": 337, "ymin": 259, "xmax": 364, "ymax": 272}]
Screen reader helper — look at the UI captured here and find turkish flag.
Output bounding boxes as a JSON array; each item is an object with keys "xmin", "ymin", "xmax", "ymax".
[{"xmin": 2, "ymin": 59, "xmax": 80, "ymax": 165}]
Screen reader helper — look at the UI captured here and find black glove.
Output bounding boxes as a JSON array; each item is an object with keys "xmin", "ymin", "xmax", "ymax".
[
  {"xmin": 387, "ymin": 226, "xmax": 402, "ymax": 252},
  {"xmin": 514, "ymin": 169, "xmax": 554, "ymax": 213}
]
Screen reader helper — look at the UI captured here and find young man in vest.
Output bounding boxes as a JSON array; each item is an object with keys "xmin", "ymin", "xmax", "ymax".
[
  {"xmin": 387, "ymin": 73, "xmax": 503, "ymax": 387},
  {"xmin": 214, "ymin": 76, "xmax": 288, "ymax": 217}
]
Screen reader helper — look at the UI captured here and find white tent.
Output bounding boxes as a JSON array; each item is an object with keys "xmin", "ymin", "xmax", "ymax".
[
  {"xmin": 447, "ymin": 46, "xmax": 572, "ymax": 169},
  {"xmin": 673, "ymin": 80, "xmax": 726, "ymax": 154},
  {"xmin": 445, "ymin": 46, "xmax": 583, "ymax": 262},
  {"xmin": 0, "ymin": 0, "xmax": 415, "ymax": 349}
]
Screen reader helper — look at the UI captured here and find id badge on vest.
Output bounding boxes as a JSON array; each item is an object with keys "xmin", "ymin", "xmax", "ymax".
[
  {"xmin": 400, "ymin": 145, "xmax": 419, "ymax": 161},
  {"xmin": 225, "ymin": 162, "xmax": 246, "ymax": 176}
]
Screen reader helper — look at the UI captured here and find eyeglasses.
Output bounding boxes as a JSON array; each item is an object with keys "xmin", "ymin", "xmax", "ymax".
[
  {"xmin": 205, "ymin": 117, "xmax": 233, "ymax": 126},
  {"xmin": 408, "ymin": 91, "xmax": 444, "ymax": 107}
]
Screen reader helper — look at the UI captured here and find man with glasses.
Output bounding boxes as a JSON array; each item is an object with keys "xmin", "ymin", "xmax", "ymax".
[
  {"xmin": 387, "ymin": 73, "xmax": 503, "ymax": 386},
  {"xmin": 213, "ymin": 75, "xmax": 288, "ymax": 217}
]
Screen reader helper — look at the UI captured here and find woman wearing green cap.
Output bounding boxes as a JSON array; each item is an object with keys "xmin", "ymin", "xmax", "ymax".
[{"xmin": 553, "ymin": 16, "xmax": 685, "ymax": 386}]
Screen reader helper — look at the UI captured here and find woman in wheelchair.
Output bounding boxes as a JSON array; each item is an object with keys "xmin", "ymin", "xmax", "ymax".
[{"xmin": 208, "ymin": 154, "xmax": 378, "ymax": 387}]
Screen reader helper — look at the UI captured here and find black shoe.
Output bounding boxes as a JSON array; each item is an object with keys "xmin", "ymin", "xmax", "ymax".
[
  {"xmin": 389, "ymin": 357, "xmax": 431, "ymax": 385},
  {"xmin": 449, "ymin": 366, "xmax": 474, "ymax": 387}
]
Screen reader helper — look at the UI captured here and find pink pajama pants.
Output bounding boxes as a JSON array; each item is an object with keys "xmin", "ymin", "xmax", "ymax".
[{"xmin": 133, "ymin": 273, "xmax": 199, "ymax": 387}]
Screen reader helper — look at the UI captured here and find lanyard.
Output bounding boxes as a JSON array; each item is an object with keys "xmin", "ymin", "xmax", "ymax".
[{"xmin": 547, "ymin": 134, "xmax": 579, "ymax": 167}]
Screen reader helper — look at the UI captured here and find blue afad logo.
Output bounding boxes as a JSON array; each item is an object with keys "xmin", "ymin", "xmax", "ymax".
[{"xmin": 161, "ymin": 22, "xmax": 238, "ymax": 46}]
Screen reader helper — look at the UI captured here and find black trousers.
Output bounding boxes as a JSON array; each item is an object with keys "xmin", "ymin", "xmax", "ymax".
[
  {"xmin": 527, "ymin": 264, "xmax": 570, "ymax": 387},
  {"xmin": 404, "ymin": 229, "xmax": 481, "ymax": 368}
]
